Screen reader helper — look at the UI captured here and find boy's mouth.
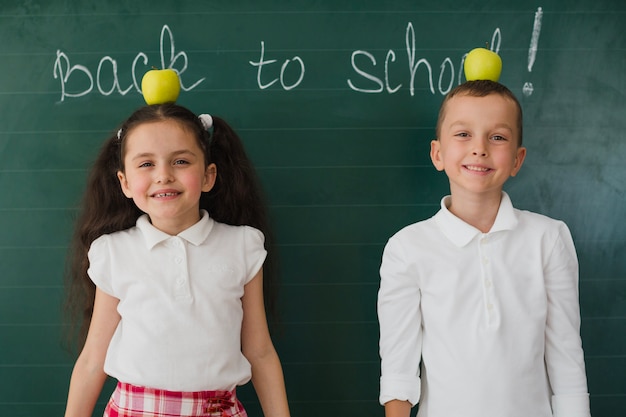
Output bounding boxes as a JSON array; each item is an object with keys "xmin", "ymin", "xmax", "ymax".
[{"xmin": 464, "ymin": 165, "xmax": 491, "ymax": 172}]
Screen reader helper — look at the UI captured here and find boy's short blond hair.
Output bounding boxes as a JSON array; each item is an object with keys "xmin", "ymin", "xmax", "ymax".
[{"xmin": 436, "ymin": 80, "xmax": 524, "ymax": 146}]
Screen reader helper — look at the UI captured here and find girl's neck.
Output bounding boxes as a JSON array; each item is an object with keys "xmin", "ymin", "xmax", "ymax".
[
  {"xmin": 447, "ymin": 190, "xmax": 502, "ymax": 233},
  {"xmin": 149, "ymin": 211, "xmax": 202, "ymax": 236}
]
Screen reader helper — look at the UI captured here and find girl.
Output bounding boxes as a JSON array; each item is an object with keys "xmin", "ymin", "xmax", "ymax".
[{"xmin": 64, "ymin": 104, "xmax": 290, "ymax": 417}]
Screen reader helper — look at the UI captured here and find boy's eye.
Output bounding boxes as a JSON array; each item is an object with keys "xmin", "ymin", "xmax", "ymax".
[
  {"xmin": 174, "ymin": 159, "xmax": 189, "ymax": 165},
  {"xmin": 138, "ymin": 162, "xmax": 153, "ymax": 168},
  {"xmin": 491, "ymin": 135, "xmax": 507, "ymax": 141},
  {"xmin": 454, "ymin": 132, "xmax": 470, "ymax": 138}
]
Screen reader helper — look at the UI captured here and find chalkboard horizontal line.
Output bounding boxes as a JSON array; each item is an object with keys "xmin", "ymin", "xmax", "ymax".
[
  {"xmin": 0, "ymin": 203, "xmax": 439, "ymax": 210},
  {"xmin": 0, "ymin": 364, "xmax": 69, "ymax": 368},
  {"xmin": 0, "ymin": 285, "xmax": 63, "ymax": 289},
  {"xmin": 0, "ymin": 164, "xmax": 436, "ymax": 172},
  {"xmin": 282, "ymin": 360, "xmax": 378, "ymax": 366},
  {"xmin": 0, "ymin": 126, "xmax": 432, "ymax": 134},
  {"xmin": 0, "ymin": 246, "xmax": 68, "ymax": 250},
  {"xmin": 270, "ymin": 400, "xmax": 380, "ymax": 404},
  {"xmin": 257, "ymin": 164, "xmax": 434, "ymax": 169},
  {"xmin": 3, "ymin": 47, "xmax": 620, "ymax": 58},
  {"xmin": 0, "ymin": 168, "xmax": 86, "ymax": 172},
  {"xmin": 282, "ymin": 320, "xmax": 377, "ymax": 325},
  {"xmin": 2, "ymin": 10, "xmax": 623, "ymax": 18},
  {"xmin": 580, "ymin": 278, "xmax": 626, "ymax": 282},
  {"xmin": 585, "ymin": 355, "xmax": 626, "ymax": 359},
  {"xmin": 271, "ymin": 203, "xmax": 437, "ymax": 208},
  {"xmin": 0, "ymin": 207, "xmax": 73, "ymax": 211},
  {"xmin": 0, "ymin": 323, "xmax": 66, "ymax": 327},
  {"xmin": 583, "ymin": 316, "xmax": 626, "ymax": 320},
  {"xmin": 279, "ymin": 242, "xmax": 385, "ymax": 246},
  {"xmin": 282, "ymin": 282, "xmax": 377, "ymax": 287}
]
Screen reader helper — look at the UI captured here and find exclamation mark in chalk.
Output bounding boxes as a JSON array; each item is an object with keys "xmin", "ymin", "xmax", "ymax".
[{"xmin": 523, "ymin": 7, "xmax": 543, "ymax": 97}]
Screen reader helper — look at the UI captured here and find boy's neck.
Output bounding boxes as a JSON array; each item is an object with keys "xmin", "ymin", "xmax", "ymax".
[{"xmin": 447, "ymin": 190, "xmax": 503, "ymax": 233}]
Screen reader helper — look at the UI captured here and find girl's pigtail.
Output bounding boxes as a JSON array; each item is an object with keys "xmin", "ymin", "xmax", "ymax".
[
  {"xmin": 64, "ymin": 135, "xmax": 141, "ymax": 352},
  {"xmin": 200, "ymin": 117, "xmax": 279, "ymax": 324}
]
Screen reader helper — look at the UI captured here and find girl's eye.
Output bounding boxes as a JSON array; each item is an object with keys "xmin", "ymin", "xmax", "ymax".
[
  {"xmin": 174, "ymin": 159, "xmax": 189, "ymax": 165},
  {"xmin": 138, "ymin": 162, "xmax": 153, "ymax": 168}
]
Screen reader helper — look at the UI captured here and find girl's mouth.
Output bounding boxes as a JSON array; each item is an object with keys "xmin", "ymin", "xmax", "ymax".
[{"xmin": 153, "ymin": 192, "xmax": 180, "ymax": 198}]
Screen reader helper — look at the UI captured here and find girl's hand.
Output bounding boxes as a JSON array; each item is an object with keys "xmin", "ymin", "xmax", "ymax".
[
  {"xmin": 65, "ymin": 288, "xmax": 120, "ymax": 417},
  {"xmin": 241, "ymin": 269, "xmax": 291, "ymax": 417}
]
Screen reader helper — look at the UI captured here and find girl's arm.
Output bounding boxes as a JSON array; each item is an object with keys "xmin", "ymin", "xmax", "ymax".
[
  {"xmin": 241, "ymin": 269, "xmax": 290, "ymax": 417},
  {"xmin": 65, "ymin": 288, "xmax": 121, "ymax": 417}
]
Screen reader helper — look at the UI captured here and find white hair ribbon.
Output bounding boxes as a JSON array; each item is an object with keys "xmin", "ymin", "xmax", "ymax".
[{"xmin": 198, "ymin": 114, "xmax": 213, "ymax": 130}]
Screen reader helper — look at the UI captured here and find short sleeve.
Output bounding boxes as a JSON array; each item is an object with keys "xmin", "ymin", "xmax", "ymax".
[
  {"xmin": 87, "ymin": 235, "xmax": 115, "ymax": 296},
  {"xmin": 243, "ymin": 226, "xmax": 267, "ymax": 284}
]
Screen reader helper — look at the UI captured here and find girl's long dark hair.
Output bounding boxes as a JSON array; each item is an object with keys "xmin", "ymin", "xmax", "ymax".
[{"xmin": 64, "ymin": 103, "xmax": 277, "ymax": 351}]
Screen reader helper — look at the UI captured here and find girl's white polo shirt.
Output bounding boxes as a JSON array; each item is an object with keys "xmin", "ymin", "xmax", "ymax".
[{"xmin": 87, "ymin": 210, "xmax": 266, "ymax": 391}]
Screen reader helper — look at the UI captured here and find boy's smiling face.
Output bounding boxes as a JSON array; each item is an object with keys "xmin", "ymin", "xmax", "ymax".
[{"xmin": 430, "ymin": 93, "xmax": 526, "ymax": 199}]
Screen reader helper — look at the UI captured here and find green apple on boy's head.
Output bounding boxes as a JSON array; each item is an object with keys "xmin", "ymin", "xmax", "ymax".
[{"xmin": 464, "ymin": 47, "xmax": 502, "ymax": 82}]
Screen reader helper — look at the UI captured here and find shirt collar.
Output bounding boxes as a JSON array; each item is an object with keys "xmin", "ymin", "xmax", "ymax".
[
  {"xmin": 434, "ymin": 192, "xmax": 518, "ymax": 247},
  {"xmin": 136, "ymin": 210, "xmax": 214, "ymax": 250}
]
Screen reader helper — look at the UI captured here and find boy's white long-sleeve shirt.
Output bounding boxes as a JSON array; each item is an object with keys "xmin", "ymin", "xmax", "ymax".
[{"xmin": 378, "ymin": 192, "xmax": 590, "ymax": 417}]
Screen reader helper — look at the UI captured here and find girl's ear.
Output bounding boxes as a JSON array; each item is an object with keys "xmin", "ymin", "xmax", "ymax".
[
  {"xmin": 202, "ymin": 163, "xmax": 217, "ymax": 192},
  {"xmin": 430, "ymin": 139, "xmax": 445, "ymax": 172},
  {"xmin": 117, "ymin": 171, "xmax": 133, "ymax": 198}
]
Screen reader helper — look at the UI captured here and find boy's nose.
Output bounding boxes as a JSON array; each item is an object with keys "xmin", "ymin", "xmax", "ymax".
[{"xmin": 472, "ymin": 138, "xmax": 488, "ymax": 157}]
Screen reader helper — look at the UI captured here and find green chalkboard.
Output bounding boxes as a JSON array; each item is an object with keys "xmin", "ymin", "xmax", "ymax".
[{"xmin": 0, "ymin": 0, "xmax": 624, "ymax": 416}]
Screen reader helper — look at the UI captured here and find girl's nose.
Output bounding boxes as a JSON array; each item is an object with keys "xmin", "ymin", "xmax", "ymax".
[{"xmin": 155, "ymin": 167, "xmax": 174, "ymax": 183}]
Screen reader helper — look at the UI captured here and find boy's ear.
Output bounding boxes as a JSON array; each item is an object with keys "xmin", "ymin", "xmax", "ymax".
[
  {"xmin": 117, "ymin": 171, "xmax": 133, "ymax": 198},
  {"xmin": 202, "ymin": 163, "xmax": 217, "ymax": 192},
  {"xmin": 430, "ymin": 139, "xmax": 445, "ymax": 171},
  {"xmin": 510, "ymin": 146, "xmax": 527, "ymax": 177}
]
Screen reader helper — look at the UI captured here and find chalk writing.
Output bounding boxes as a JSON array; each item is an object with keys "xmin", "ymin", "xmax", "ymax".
[
  {"xmin": 53, "ymin": 25, "xmax": 204, "ymax": 102},
  {"xmin": 523, "ymin": 7, "xmax": 543, "ymax": 97},
  {"xmin": 249, "ymin": 41, "xmax": 305, "ymax": 90},
  {"xmin": 52, "ymin": 10, "xmax": 542, "ymax": 102},
  {"xmin": 347, "ymin": 24, "xmax": 502, "ymax": 96}
]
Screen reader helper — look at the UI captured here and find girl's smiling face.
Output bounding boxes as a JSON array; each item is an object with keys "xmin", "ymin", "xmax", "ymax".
[
  {"xmin": 117, "ymin": 120, "xmax": 216, "ymax": 235},
  {"xmin": 430, "ymin": 93, "xmax": 526, "ymax": 200}
]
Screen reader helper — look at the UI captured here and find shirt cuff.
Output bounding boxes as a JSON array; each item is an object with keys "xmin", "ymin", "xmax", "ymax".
[
  {"xmin": 552, "ymin": 393, "xmax": 591, "ymax": 417},
  {"xmin": 379, "ymin": 374, "xmax": 421, "ymax": 406}
]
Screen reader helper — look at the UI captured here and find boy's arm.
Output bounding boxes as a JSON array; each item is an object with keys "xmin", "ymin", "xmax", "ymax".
[
  {"xmin": 241, "ymin": 270, "xmax": 290, "ymax": 417},
  {"xmin": 65, "ymin": 288, "xmax": 120, "ymax": 417},
  {"xmin": 544, "ymin": 223, "xmax": 590, "ymax": 417},
  {"xmin": 378, "ymin": 237, "xmax": 422, "ymax": 409},
  {"xmin": 384, "ymin": 400, "xmax": 412, "ymax": 417}
]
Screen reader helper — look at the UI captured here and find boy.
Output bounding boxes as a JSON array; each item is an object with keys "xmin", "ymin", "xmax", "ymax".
[{"xmin": 377, "ymin": 80, "xmax": 591, "ymax": 417}]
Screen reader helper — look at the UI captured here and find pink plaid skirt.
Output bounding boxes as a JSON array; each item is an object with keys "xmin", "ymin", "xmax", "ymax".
[{"xmin": 103, "ymin": 382, "xmax": 247, "ymax": 417}]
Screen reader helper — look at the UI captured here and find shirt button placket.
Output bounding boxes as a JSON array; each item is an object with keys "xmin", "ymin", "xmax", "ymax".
[
  {"xmin": 172, "ymin": 237, "xmax": 191, "ymax": 302},
  {"xmin": 479, "ymin": 235, "xmax": 498, "ymax": 326}
]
